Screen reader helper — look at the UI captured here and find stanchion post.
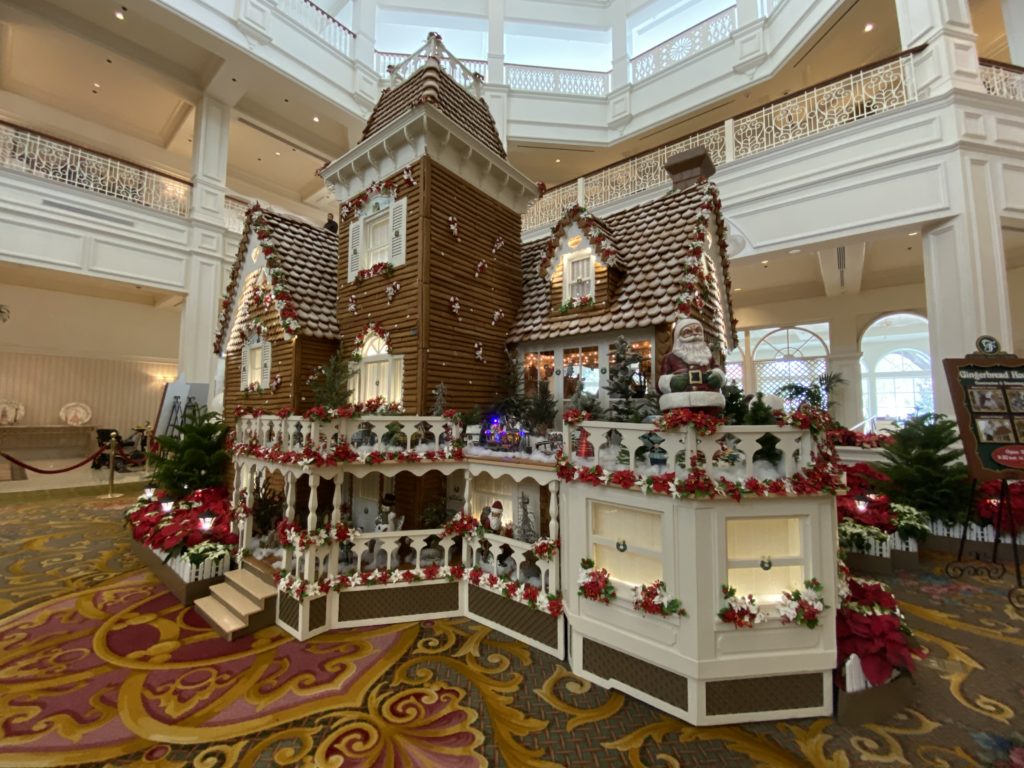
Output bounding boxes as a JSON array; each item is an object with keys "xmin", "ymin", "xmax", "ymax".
[{"xmin": 99, "ymin": 431, "xmax": 124, "ymax": 500}]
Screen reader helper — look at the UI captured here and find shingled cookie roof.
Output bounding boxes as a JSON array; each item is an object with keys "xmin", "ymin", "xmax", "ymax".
[
  {"xmin": 214, "ymin": 205, "xmax": 340, "ymax": 353},
  {"xmin": 510, "ymin": 182, "xmax": 736, "ymax": 344},
  {"xmin": 361, "ymin": 57, "xmax": 507, "ymax": 160}
]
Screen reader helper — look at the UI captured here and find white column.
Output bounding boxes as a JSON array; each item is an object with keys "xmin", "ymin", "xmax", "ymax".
[
  {"xmin": 610, "ymin": 0, "xmax": 629, "ymax": 90},
  {"xmin": 828, "ymin": 350, "xmax": 864, "ymax": 427},
  {"xmin": 894, "ymin": 0, "xmax": 985, "ymax": 97},
  {"xmin": 351, "ymin": 0, "xmax": 377, "ymax": 66},
  {"xmin": 736, "ymin": 0, "xmax": 760, "ymax": 25},
  {"xmin": 487, "ymin": 0, "xmax": 505, "ymax": 85},
  {"xmin": 1000, "ymin": 0, "xmax": 1024, "ymax": 66},
  {"xmin": 181, "ymin": 95, "xmax": 232, "ymax": 395},
  {"xmin": 922, "ymin": 158, "xmax": 1012, "ymax": 417}
]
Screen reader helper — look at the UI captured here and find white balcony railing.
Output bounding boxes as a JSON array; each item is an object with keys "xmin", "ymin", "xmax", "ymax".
[
  {"xmin": 505, "ymin": 64, "xmax": 609, "ymax": 97},
  {"xmin": 224, "ymin": 197, "xmax": 249, "ymax": 234},
  {"xmin": 980, "ymin": 60, "xmax": 1024, "ymax": 102},
  {"xmin": 278, "ymin": 0, "xmax": 354, "ymax": 57},
  {"xmin": 523, "ymin": 52, "xmax": 920, "ymax": 234},
  {"xmin": 630, "ymin": 6, "xmax": 738, "ymax": 83},
  {"xmin": 0, "ymin": 122, "xmax": 192, "ymax": 217}
]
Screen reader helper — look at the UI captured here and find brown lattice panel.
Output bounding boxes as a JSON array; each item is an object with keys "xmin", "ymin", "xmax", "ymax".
[
  {"xmin": 467, "ymin": 585, "xmax": 559, "ymax": 648},
  {"xmin": 337, "ymin": 582, "xmax": 459, "ymax": 622},
  {"xmin": 582, "ymin": 638, "xmax": 688, "ymax": 711},
  {"xmin": 704, "ymin": 672, "xmax": 823, "ymax": 715},
  {"xmin": 278, "ymin": 593, "xmax": 299, "ymax": 629},
  {"xmin": 309, "ymin": 595, "xmax": 327, "ymax": 630}
]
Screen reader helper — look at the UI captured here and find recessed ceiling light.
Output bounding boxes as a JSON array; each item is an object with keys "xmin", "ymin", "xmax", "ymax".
[
  {"xmin": 908, "ymin": 231, "xmax": 918, "ymax": 236},
  {"xmin": 115, "ymin": 6, "xmax": 126, "ymax": 20},
  {"xmin": 761, "ymin": 260, "xmax": 769, "ymax": 265},
  {"xmin": 734, "ymin": 287, "xmax": 743, "ymax": 292},
  {"xmin": 555, "ymin": 158, "xmax": 561, "ymax": 164},
  {"xmin": 93, "ymin": 82, "xmax": 101, "ymax": 89},
  {"xmin": 313, "ymin": 115, "xmax": 320, "ymax": 123},
  {"xmin": 788, "ymin": 248, "xmax": 800, "ymax": 254},
  {"xmin": 864, "ymin": 22, "xmax": 874, "ymax": 32},
  {"xmin": 275, "ymin": 151, "xmax": 281, "ymax": 156}
]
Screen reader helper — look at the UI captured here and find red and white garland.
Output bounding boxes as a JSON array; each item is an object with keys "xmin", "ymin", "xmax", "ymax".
[
  {"xmin": 539, "ymin": 204, "xmax": 620, "ymax": 277},
  {"xmin": 558, "ymin": 295, "xmax": 595, "ymax": 314},
  {"xmin": 490, "ymin": 309, "xmax": 504, "ymax": 326},
  {"xmin": 385, "ymin": 281, "xmax": 401, "ymax": 304},
  {"xmin": 779, "ymin": 578, "xmax": 828, "ymax": 629},
  {"xmin": 475, "ymin": 260, "xmax": 487, "ymax": 278},
  {"xmin": 351, "ymin": 322, "xmax": 391, "ymax": 361},
  {"xmin": 449, "ymin": 295, "xmax": 462, "ymax": 319},
  {"xmin": 448, "ymin": 215, "xmax": 460, "ymax": 240},
  {"xmin": 348, "ymin": 296, "xmax": 358, "ymax": 314},
  {"xmin": 492, "ymin": 237, "xmax": 505, "ymax": 255},
  {"xmin": 339, "ymin": 167, "xmax": 416, "ymax": 221},
  {"xmin": 634, "ymin": 580, "xmax": 686, "ymax": 618},
  {"xmin": 718, "ymin": 585, "xmax": 764, "ymax": 628}
]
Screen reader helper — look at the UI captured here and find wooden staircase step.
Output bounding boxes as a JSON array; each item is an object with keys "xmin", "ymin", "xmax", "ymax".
[
  {"xmin": 243, "ymin": 556, "xmax": 278, "ymax": 580},
  {"xmin": 226, "ymin": 568, "xmax": 277, "ymax": 604},
  {"xmin": 195, "ymin": 595, "xmax": 245, "ymax": 640},
  {"xmin": 210, "ymin": 583, "xmax": 262, "ymax": 620}
]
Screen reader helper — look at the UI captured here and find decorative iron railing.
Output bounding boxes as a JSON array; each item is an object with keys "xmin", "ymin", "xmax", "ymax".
[
  {"xmin": 224, "ymin": 197, "xmax": 249, "ymax": 234},
  {"xmin": 505, "ymin": 63, "xmax": 609, "ymax": 97},
  {"xmin": 630, "ymin": 6, "xmax": 738, "ymax": 83},
  {"xmin": 279, "ymin": 0, "xmax": 355, "ymax": 57},
  {"xmin": 0, "ymin": 122, "xmax": 192, "ymax": 217},
  {"xmin": 980, "ymin": 60, "xmax": 1024, "ymax": 102},
  {"xmin": 732, "ymin": 54, "xmax": 917, "ymax": 158},
  {"xmin": 523, "ymin": 52, "xmax": 920, "ymax": 234}
]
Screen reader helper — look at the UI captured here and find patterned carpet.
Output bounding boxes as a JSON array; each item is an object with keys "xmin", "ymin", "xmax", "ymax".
[{"xmin": 1, "ymin": 491, "xmax": 1022, "ymax": 767}]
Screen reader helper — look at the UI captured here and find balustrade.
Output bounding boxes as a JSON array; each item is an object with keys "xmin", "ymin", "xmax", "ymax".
[
  {"xmin": 505, "ymin": 64, "xmax": 609, "ymax": 97},
  {"xmin": 0, "ymin": 122, "xmax": 191, "ymax": 217},
  {"xmin": 377, "ymin": 50, "xmax": 487, "ymax": 88},
  {"xmin": 980, "ymin": 61, "xmax": 1024, "ymax": 102},
  {"xmin": 278, "ymin": 0, "xmax": 354, "ymax": 57},
  {"xmin": 466, "ymin": 532, "xmax": 559, "ymax": 594},
  {"xmin": 630, "ymin": 6, "xmax": 738, "ymax": 83}
]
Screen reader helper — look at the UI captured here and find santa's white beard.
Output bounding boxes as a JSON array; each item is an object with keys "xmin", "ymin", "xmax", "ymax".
[{"xmin": 677, "ymin": 340, "xmax": 712, "ymax": 366}]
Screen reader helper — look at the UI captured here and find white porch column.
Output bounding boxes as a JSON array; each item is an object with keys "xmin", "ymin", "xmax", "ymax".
[
  {"xmin": 922, "ymin": 158, "xmax": 1012, "ymax": 417},
  {"xmin": 181, "ymin": 95, "xmax": 232, "ymax": 397},
  {"xmin": 351, "ymin": 0, "xmax": 377, "ymax": 66},
  {"xmin": 828, "ymin": 350, "xmax": 864, "ymax": 427},
  {"xmin": 1000, "ymin": 0, "xmax": 1024, "ymax": 66},
  {"xmin": 610, "ymin": 0, "xmax": 629, "ymax": 90},
  {"xmin": 895, "ymin": 0, "xmax": 985, "ymax": 97},
  {"xmin": 487, "ymin": 0, "xmax": 505, "ymax": 85}
]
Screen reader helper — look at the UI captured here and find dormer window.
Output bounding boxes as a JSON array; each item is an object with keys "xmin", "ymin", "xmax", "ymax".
[
  {"xmin": 564, "ymin": 247, "xmax": 595, "ymax": 301},
  {"xmin": 347, "ymin": 194, "xmax": 407, "ymax": 282}
]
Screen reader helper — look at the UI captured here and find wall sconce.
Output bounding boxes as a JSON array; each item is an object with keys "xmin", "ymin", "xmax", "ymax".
[
  {"xmin": 199, "ymin": 512, "xmax": 216, "ymax": 532},
  {"xmin": 760, "ymin": 554, "xmax": 772, "ymax": 571},
  {"xmin": 616, "ymin": 539, "xmax": 628, "ymax": 552}
]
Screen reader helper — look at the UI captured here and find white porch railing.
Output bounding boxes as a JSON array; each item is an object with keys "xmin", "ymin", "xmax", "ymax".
[
  {"xmin": 224, "ymin": 197, "xmax": 249, "ymax": 234},
  {"xmin": 505, "ymin": 64, "xmax": 609, "ymax": 97},
  {"xmin": 0, "ymin": 122, "xmax": 192, "ymax": 217},
  {"xmin": 235, "ymin": 413, "xmax": 459, "ymax": 457},
  {"xmin": 980, "ymin": 60, "xmax": 1024, "ymax": 102},
  {"xmin": 466, "ymin": 531, "xmax": 559, "ymax": 595},
  {"xmin": 630, "ymin": 6, "xmax": 738, "ymax": 83},
  {"xmin": 523, "ymin": 52, "xmax": 920, "ymax": 234},
  {"xmin": 563, "ymin": 420, "xmax": 816, "ymax": 479},
  {"xmin": 278, "ymin": 0, "xmax": 355, "ymax": 57}
]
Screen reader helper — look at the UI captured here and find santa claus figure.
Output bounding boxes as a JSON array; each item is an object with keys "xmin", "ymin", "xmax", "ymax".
[{"xmin": 657, "ymin": 316, "xmax": 726, "ymax": 411}]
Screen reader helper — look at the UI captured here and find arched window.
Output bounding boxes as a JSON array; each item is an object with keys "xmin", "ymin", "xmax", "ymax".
[
  {"xmin": 860, "ymin": 314, "xmax": 932, "ymax": 421},
  {"xmin": 751, "ymin": 326, "xmax": 829, "ymax": 404},
  {"xmin": 353, "ymin": 331, "xmax": 403, "ymax": 404}
]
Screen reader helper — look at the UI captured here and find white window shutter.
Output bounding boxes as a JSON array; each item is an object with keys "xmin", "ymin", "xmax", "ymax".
[
  {"xmin": 347, "ymin": 219, "xmax": 361, "ymax": 281},
  {"xmin": 261, "ymin": 340, "xmax": 272, "ymax": 387},
  {"xmin": 239, "ymin": 347, "xmax": 249, "ymax": 390},
  {"xmin": 389, "ymin": 197, "xmax": 407, "ymax": 267}
]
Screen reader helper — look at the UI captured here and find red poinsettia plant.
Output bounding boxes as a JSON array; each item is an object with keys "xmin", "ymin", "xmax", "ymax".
[
  {"xmin": 562, "ymin": 408, "xmax": 591, "ymax": 426},
  {"xmin": 717, "ymin": 585, "xmax": 764, "ymax": 628},
  {"xmin": 654, "ymin": 408, "xmax": 724, "ymax": 436},
  {"xmin": 578, "ymin": 558, "xmax": 616, "ymax": 604},
  {"xmin": 126, "ymin": 487, "xmax": 239, "ymax": 560},
  {"xmin": 634, "ymin": 580, "xmax": 686, "ymax": 618},
  {"xmin": 778, "ymin": 578, "xmax": 828, "ymax": 629},
  {"xmin": 836, "ymin": 569, "xmax": 925, "ymax": 689}
]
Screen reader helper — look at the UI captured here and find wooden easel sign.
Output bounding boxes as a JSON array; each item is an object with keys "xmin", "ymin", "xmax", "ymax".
[{"xmin": 943, "ymin": 336, "xmax": 1024, "ymax": 482}]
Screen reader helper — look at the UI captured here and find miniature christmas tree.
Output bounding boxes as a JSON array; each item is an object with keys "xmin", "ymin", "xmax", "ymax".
[
  {"xmin": 431, "ymin": 382, "xmax": 448, "ymax": 416},
  {"xmin": 604, "ymin": 336, "xmax": 653, "ymax": 422},
  {"xmin": 494, "ymin": 349, "xmax": 527, "ymax": 423},
  {"xmin": 148, "ymin": 407, "xmax": 230, "ymax": 499},
  {"xmin": 526, "ymin": 380, "xmax": 558, "ymax": 434},
  {"xmin": 308, "ymin": 351, "xmax": 351, "ymax": 408},
  {"xmin": 722, "ymin": 381, "xmax": 749, "ymax": 425}
]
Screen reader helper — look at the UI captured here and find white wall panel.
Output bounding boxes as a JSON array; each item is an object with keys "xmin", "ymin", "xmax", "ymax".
[{"xmin": 91, "ymin": 239, "xmax": 188, "ymax": 288}]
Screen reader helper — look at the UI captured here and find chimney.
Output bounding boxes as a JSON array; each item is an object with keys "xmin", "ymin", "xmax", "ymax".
[{"xmin": 664, "ymin": 147, "xmax": 716, "ymax": 192}]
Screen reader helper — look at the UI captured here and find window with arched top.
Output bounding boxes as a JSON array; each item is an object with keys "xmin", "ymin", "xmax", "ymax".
[
  {"xmin": 860, "ymin": 314, "xmax": 932, "ymax": 421},
  {"xmin": 353, "ymin": 332, "xmax": 403, "ymax": 404},
  {"xmin": 751, "ymin": 325, "xmax": 829, "ymax": 404}
]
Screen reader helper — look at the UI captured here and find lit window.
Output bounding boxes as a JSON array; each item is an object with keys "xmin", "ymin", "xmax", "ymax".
[
  {"xmin": 363, "ymin": 210, "xmax": 389, "ymax": 268},
  {"xmin": 353, "ymin": 332, "xmax": 403, "ymax": 403},
  {"xmin": 346, "ymin": 194, "xmax": 408, "ymax": 281},
  {"xmin": 563, "ymin": 248, "xmax": 594, "ymax": 301},
  {"xmin": 240, "ymin": 338, "xmax": 271, "ymax": 390}
]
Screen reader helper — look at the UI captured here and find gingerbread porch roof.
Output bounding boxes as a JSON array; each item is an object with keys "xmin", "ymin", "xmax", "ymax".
[
  {"xmin": 509, "ymin": 181, "xmax": 736, "ymax": 344},
  {"xmin": 361, "ymin": 58, "xmax": 507, "ymax": 160},
  {"xmin": 213, "ymin": 206, "xmax": 340, "ymax": 353}
]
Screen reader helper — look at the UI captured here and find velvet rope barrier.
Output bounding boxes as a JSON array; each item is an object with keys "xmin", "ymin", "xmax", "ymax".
[{"xmin": 0, "ymin": 445, "xmax": 109, "ymax": 474}]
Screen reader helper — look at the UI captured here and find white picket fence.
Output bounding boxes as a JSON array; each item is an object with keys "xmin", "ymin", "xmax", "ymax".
[{"xmin": 152, "ymin": 550, "xmax": 232, "ymax": 582}]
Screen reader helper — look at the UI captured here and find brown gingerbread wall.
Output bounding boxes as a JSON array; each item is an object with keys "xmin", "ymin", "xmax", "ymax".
[{"xmin": 419, "ymin": 158, "xmax": 523, "ymax": 413}]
